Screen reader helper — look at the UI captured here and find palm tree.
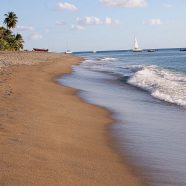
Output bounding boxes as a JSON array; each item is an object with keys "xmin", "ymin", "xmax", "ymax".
[
  {"xmin": 0, "ymin": 27, "xmax": 13, "ymax": 50},
  {"xmin": 14, "ymin": 33, "xmax": 24, "ymax": 50},
  {"xmin": 0, "ymin": 27, "xmax": 6, "ymax": 39},
  {"xmin": 4, "ymin": 12, "xmax": 18, "ymax": 30},
  {"xmin": 1, "ymin": 12, "xmax": 24, "ymax": 51},
  {"xmin": 3, "ymin": 29, "xmax": 12, "ymax": 39}
]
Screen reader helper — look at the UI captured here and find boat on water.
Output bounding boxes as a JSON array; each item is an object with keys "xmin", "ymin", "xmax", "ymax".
[
  {"xmin": 132, "ymin": 38, "xmax": 143, "ymax": 52},
  {"xmin": 147, "ymin": 49, "xmax": 156, "ymax": 52},
  {"xmin": 180, "ymin": 48, "xmax": 186, "ymax": 51},
  {"xmin": 65, "ymin": 50, "xmax": 72, "ymax": 54}
]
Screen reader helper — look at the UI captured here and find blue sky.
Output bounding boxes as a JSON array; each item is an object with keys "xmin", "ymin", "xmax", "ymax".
[{"xmin": 0, "ymin": 0, "xmax": 186, "ymax": 52}]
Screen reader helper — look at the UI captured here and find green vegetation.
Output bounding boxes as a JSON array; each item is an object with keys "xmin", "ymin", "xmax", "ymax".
[{"xmin": 0, "ymin": 12, "xmax": 24, "ymax": 51}]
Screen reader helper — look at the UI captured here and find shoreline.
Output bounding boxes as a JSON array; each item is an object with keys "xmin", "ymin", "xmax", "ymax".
[
  {"xmin": 0, "ymin": 52, "xmax": 144, "ymax": 185},
  {"xmin": 58, "ymin": 60, "xmax": 149, "ymax": 185}
]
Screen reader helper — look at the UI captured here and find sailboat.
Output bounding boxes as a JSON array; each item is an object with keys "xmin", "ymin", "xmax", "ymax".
[
  {"xmin": 65, "ymin": 41, "xmax": 72, "ymax": 54},
  {"xmin": 65, "ymin": 50, "xmax": 72, "ymax": 54},
  {"xmin": 132, "ymin": 37, "xmax": 143, "ymax": 52}
]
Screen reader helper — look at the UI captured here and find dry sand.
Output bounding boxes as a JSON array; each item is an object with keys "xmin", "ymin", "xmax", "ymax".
[{"xmin": 0, "ymin": 52, "xmax": 145, "ymax": 185}]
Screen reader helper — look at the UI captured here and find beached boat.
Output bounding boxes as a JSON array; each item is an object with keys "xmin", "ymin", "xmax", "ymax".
[
  {"xmin": 132, "ymin": 38, "xmax": 143, "ymax": 52},
  {"xmin": 33, "ymin": 48, "xmax": 48, "ymax": 52}
]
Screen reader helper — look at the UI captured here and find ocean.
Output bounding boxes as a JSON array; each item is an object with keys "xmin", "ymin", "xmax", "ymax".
[{"xmin": 59, "ymin": 49, "xmax": 186, "ymax": 186}]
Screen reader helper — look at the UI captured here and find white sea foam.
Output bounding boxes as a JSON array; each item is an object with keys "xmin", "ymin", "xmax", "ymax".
[
  {"xmin": 128, "ymin": 65, "xmax": 186, "ymax": 107},
  {"xmin": 100, "ymin": 57, "xmax": 117, "ymax": 61},
  {"xmin": 81, "ymin": 58, "xmax": 186, "ymax": 107},
  {"xmin": 81, "ymin": 58, "xmax": 118, "ymax": 73}
]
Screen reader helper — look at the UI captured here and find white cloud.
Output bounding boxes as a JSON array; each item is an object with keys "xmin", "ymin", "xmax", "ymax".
[
  {"xmin": 144, "ymin": 19, "xmax": 162, "ymax": 25},
  {"xmin": 57, "ymin": 2, "xmax": 78, "ymax": 11},
  {"xmin": 71, "ymin": 16, "xmax": 119, "ymax": 31},
  {"xmin": 16, "ymin": 26, "xmax": 34, "ymax": 32},
  {"xmin": 30, "ymin": 33, "xmax": 43, "ymax": 40},
  {"xmin": 77, "ymin": 16, "xmax": 103, "ymax": 25},
  {"xmin": 105, "ymin": 17, "xmax": 120, "ymax": 25},
  {"xmin": 100, "ymin": 0, "xmax": 147, "ymax": 8},
  {"xmin": 56, "ymin": 21, "xmax": 66, "ymax": 26},
  {"xmin": 105, "ymin": 17, "xmax": 113, "ymax": 25},
  {"xmin": 71, "ymin": 24, "xmax": 84, "ymax": 31},
  {"xmin": 77, "ymin": 16, "xmax": 120, "ymax": 26}
]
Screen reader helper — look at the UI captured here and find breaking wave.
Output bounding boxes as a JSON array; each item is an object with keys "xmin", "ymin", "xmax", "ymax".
[
  {"xmin": 127, "ymin": 65, "xmax": 186, "ymax": 107},
  {"xmin": 81, "ymin": 57, "xmax": 186, "ymax": 107}
]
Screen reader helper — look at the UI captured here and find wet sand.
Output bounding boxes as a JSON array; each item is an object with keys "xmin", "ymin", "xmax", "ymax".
[{"xmin": 0, "ymin": 52, "xmax": 144, "ymax": 185}]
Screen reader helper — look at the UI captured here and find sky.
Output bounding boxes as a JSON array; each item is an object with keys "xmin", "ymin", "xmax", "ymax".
[{"xmin": 0, "ymin": 0, "xmax": 186, "ymax": 52}]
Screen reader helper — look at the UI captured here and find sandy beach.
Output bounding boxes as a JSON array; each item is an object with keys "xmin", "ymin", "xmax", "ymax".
[{"xmin": 0, "ymin": 51, "xmax": 144, "ymax": 186}]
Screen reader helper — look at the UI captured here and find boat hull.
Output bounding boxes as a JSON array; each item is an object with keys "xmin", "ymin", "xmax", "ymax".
[
  {"xmin": 180, "ymin": 48, "xmax": 186, "ymax": 51},
  {"xmin": 147, "ymin": 49, "xmax": 156, "ymax": 52},
  {"xmin": 33, "ymin": 48, "xmax": 48, "ymax": 52},
  {"xmin": 132, "ymin": 49, "xmax": 143, "ymax": 52},
  {"xmin": 65, "ymin": 50, "xmax": 72, "ymax": 54}
]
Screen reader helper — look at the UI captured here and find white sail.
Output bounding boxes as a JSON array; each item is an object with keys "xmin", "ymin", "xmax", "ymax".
[
  {"xmin": 132, "ymin": 37, "xmax": 142, "ymax": 52},
  {"xmin": 134, "ymin": 38, "xmax": 139, "ymax": 49}
]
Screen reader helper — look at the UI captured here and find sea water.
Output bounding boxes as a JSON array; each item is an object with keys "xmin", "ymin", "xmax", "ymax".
[{"xmin": 59, "ymin": 49, "xmax": 186, "ymax": 186}]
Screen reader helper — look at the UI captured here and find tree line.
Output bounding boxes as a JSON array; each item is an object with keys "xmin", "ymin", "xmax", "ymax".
[{"xmin": 0, "ymin": 12, "xmax": 24, "ymax": 51}]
